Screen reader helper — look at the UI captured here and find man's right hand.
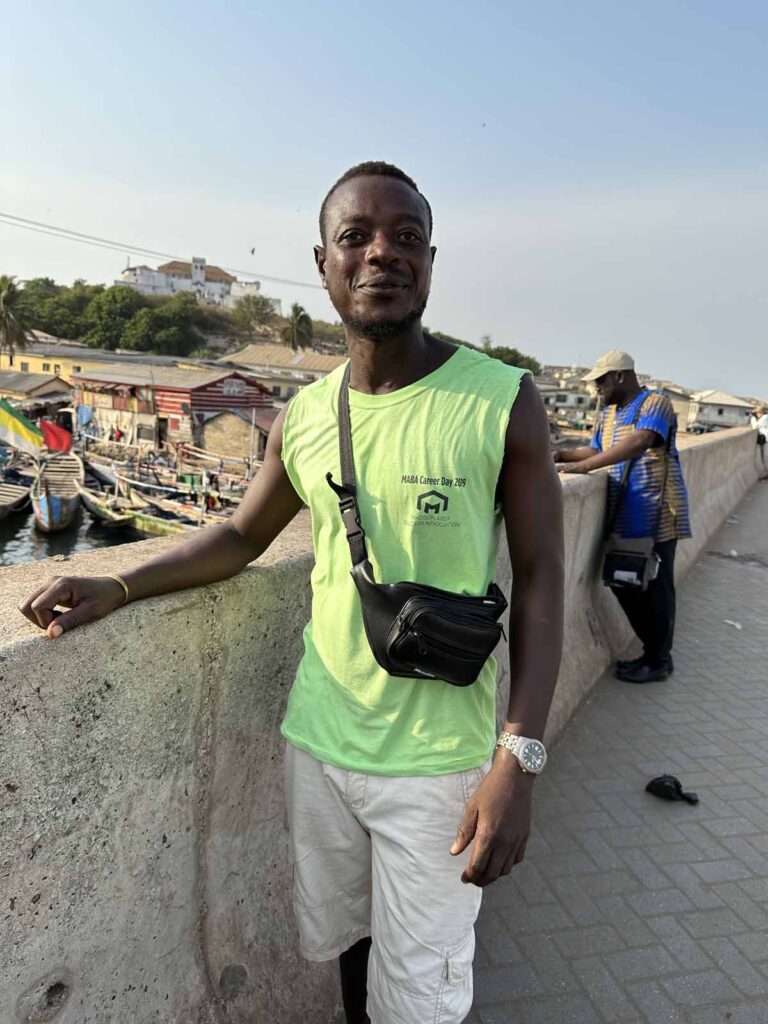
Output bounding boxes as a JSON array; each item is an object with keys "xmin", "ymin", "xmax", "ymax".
[{"xmin": 19, "ymin": 576, "xmax": 128, "ymax": 639}]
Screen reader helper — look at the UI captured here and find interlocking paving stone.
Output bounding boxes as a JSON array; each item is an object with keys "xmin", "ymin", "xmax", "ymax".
[
  {"xmin": 472, "ymin": 483, "xmax": 768, "ymax": 1022},
  {"xmin": 698, "ymin": 937, "xmax": 768, "ymax": 997},
  {"xmin": 679, "ymin": 908, "xmax": 750, "ymax": 939},
  {"xmin": 552, "ymin": 925, "xmax": 622, "ymax": 959},
  {"xmin": 659, "ymin": 967, "xmax": 740, "ymax": 1006},
  {"xmin": 606, "ymin": 945, "xmax": 683, "ymax": 982},
  {"xmin": 625, "ymin": 980, "xmax": 688, "ymax": 1024},
  {"xmin": 646, "ymin": 914, "xmax": 716, "ymax": 971},
  {"xmin": 474, "ymin": 962, "xmax": 545, "ymax": 1001},
  {"xmin": 571, "ymin": 956, "xmax": 638, "ymax": 1023},
  {"xmin": 695, "ymin": 1006, "xmax": 768, "ymax": 1024}
]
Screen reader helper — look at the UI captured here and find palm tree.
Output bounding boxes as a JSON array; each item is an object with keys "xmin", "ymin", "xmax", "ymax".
[
  {"xmin": 0, "ymin": 275, "xmax": 29, "ymax": 366},
  {"xmin": 281, "ymin": 303, "xmax": 313, "ymax": 351}
]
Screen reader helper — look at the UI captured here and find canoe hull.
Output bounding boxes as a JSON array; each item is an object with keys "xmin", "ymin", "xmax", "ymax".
[
  {"xmin": 0, "ymin": 481, "xmax": 31, "ymax": 520},
  {"xmin": 32, "ymin": 494, "xmax": 81, "ymax": 533},
  {"xmin": 31, "ymin": 453, "xmax": 84, "ymax": 533},
  {"xmin": 78, "ymin": 484, "xmax": 191, "ymax": 538}
]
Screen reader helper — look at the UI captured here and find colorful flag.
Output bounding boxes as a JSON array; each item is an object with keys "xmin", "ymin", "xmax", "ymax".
[
  {"xmin": 40, "ymin": 420, "xmax": 73, "ymax": 453},
  {"xmin": 0, "ymin": 398, "xmax": 43, "ymax": 457}
]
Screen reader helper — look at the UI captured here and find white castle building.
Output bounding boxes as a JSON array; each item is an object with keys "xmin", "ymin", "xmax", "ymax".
[{"xmin": 117, "ymin": 258, "xmax": 281, "ymax": 313}]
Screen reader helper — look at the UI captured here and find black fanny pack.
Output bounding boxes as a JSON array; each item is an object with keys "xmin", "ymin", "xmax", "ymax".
[{"xmin": 326, "ymin": 363, "xmax": 507, "ymax": 687}]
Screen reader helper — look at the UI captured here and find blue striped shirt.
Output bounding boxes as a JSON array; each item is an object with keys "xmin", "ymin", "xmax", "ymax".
[{"xmin": 591, "ymin": 390, "xmax": 692, "ymax": 541}]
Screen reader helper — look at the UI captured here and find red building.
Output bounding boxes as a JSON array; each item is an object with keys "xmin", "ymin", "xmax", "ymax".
[{"xmin": 74, "ymin": 364, "xmax": 273, "ymax": 447}]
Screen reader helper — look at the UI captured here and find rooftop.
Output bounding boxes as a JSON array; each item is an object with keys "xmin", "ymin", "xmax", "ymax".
[
  {"xmin": 647, "ymin": 379, "xmax": 695, "ymax": 397},
  {"xmin": 157, "ymin": 260, "xmax": 236, "ymax": 284},
  {"xmin": 21, "ymin": 336, "xmax": 196, "ymax": 368},
  {"xmin": 691, "ymin": 389, "xmax": 754, "ymax": 408},
  {"xmin": 0, "ymin": 370, "xmax": 71, "ymax": 396},
  {"xmin": 205, "ymin": 407, "xmax": 280, "ymax": 432},
  {"xmin": 221, "ymin": 343, "xmax": 347, "ymax": 374},
  {"xmin": 73, "ymin": 365, "xmax": 264, "ymax": 391}
]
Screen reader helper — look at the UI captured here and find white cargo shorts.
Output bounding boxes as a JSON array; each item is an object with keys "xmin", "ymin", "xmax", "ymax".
[{"xmin": 284, "ymin": 742, "xmax": 488, "ymax": 1024}]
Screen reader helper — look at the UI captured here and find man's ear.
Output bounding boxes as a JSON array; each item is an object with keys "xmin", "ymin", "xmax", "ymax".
[
  {"xmin": 430, "ymin": 245, "xmax": 437, "ymax": 265},
  {"xmin": 314, "ymin": 245, "xmax": 327, "ymax": 290}
]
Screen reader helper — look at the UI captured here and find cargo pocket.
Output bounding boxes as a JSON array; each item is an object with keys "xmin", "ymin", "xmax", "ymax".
[
  {"xmin": 459, "ymin": 760, "xmax": 491, "ymax": 803},
  {"xmin": 435, "ymin": 930, "xmax": 475, "ymax": 1024}
]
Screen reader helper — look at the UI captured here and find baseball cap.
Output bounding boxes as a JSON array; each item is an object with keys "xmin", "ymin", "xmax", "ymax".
[{"xmin": 582, "ymin": 350, "xmax": 635, "ymax": 382}]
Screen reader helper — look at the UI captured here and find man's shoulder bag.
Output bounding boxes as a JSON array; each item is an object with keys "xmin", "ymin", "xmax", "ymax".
[
  {"xmin": 326, "ymin": 363, "xmax": 507, "ymax": 687},
  {"xmin": 602, "ymin": 397, "xmax": 672, "ymax": 592}
]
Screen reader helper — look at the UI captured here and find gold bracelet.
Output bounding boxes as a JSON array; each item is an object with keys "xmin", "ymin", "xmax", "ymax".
[{"xmin": 104, "ymin": 573, "xmax": 129, "ymax": 606}]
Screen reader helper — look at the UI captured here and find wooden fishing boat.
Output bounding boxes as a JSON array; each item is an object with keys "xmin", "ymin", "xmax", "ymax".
[
  {"xmin": 83, "ymin": 454, "xmax": 134, "ymax": 488},
  {"xmin": 77, "ymin": 483, "xmax": 193, "ymax": 538},
  {"xmin": 31, "ymin": 453, "xmax": 84, "ymax": 533},
  {"xmin": 0, "ymin": 479, "xmax": 31, "ymax": 520},
  {"xmin": 140, "ymin": 491, "xmax": 230, "ymax": 527},
  {"xmin": 76, "ymin": 482, "xmax": 135, "ymax": 528}
]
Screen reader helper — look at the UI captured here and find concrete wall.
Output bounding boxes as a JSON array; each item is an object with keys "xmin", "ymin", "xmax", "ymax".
[
  {"xmin": 1, "ymin": 521, "xmax": 335, "ymax": 1024},
  {"xmin": 1, "ymin": 427, "xmax": 763, "ymax": 1024}
]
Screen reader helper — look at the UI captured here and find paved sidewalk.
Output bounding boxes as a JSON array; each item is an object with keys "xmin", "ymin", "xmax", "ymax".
[{"xmin": 470, "ymin": 481, "xmax": 768, "ymax": 1024}]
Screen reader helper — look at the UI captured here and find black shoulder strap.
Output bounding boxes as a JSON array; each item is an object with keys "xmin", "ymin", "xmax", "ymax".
[{"xmin": 326, "ymin": 363, "xmax": 369, "ymax": 566}]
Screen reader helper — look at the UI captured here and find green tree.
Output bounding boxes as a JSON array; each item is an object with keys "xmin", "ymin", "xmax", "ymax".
[
  {"xmin": 19, "ymin": 276, "xmax": 59, "ymax": 312},
  {"xmin": 481, "ymin": 336, "xmax": 541, "ymax": 376},
  {"xmin": 430, "ymin": 330, "xmax": 476, "ymax": 349},
  {"xmin": 310, "ymin": 318, "xmax": 346, "ymax": 349},
  {"xmin": 21, "ymin": 277, "xmax": 104, "ymax": 339},
  {"xmin": 281, "ymin": 303, "xmax": 313, "ymax": 351},
  {"xmin": 82, "ymin": 285, "xmax": 146, "ymax": 349},
  {"xmin": 0, "ymin": 275, "xmax": 29, "ymax": 362},
  {"xmin": 232, "ymin": 293, "xmax": 276, "ymax": 334},
  {"xmin": 121, "ymin": 293, "xmax": 202, "ymax": 356}
]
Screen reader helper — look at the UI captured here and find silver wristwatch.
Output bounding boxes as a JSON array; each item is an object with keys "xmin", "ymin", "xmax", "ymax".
[{"xmin": 496, "ymin": 732, "xmax": 548, "ymax": 774}]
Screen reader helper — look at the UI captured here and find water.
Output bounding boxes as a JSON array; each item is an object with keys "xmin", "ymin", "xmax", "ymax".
[{"xmin": 0, "ymin": 504, "xmax": 145, "ymax": 567}]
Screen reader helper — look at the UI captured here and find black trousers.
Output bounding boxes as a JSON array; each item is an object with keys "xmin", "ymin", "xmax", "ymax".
[{"xmin": 614, "ymin": 539, "xmax": 677, "ymax": 667}]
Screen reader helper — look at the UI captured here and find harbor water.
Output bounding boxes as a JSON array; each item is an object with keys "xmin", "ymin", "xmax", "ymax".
[{"xmin": 0, "ymin": 504, "xmax": 145, "ymax": 567}]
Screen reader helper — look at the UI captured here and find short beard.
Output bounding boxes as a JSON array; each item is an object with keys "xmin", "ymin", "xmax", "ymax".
[{"xmin": 343, "ymin": 302, "xmax": 427, "ymax": 344}]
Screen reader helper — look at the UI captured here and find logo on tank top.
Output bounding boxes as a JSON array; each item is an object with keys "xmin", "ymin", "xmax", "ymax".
[{"xmin": 416, "ymin": 489, "xmax": 449, "ymax": 514}]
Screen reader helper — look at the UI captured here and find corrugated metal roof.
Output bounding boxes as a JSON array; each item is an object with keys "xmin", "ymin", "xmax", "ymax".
[
  {"xmin": 21, "ymin": 336, "xmax": 198, "ymax": 367},
  {"xmin": 14, "ymin": 391, "xmax": 73, "ymax": 409},
  {"xmin": 204, "ymin": 407, "xmax": 279, "ymax": 431},
  {"xmin": 74, "ymin": 365, "xmax": 263, "ymax": 390},
  {"xmin": 691, "ymin": 389, "xmax": 753, "ymax": 408},
  {"xmin": 0, "ymin": 371, "xmax": 70, "ymax": 395},
  {"xmin": 221, "ymin": 343, "xmax": 346, "ymax": 374}
]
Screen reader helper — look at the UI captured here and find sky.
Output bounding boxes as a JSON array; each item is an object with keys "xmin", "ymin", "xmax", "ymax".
[{"xmin": 2, "ymin": 0, "xmax": 767, "ymax": 398}]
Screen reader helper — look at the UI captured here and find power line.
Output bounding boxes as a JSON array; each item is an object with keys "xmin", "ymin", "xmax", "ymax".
[{"xmin": 0, "ymin": 211, "xmax": 323, "ymax": 291}]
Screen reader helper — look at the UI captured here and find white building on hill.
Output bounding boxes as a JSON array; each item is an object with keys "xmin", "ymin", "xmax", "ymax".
[
  {"xmin": 117, "ymin": 258, "xmax": 281, "ymax": 313},
  {"xmin": 688, "ymin": 390, "xmax": 753, "ymax": 430}
]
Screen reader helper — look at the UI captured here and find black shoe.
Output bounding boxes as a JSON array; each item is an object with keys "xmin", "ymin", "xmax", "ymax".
[
  {"xmin": 616, "ymin": 655, "xmax": 646, "ymax": 673},
  {"xmin": 617, "ymin": 654, "xmax": 674, "ymax": 675},
  {"xmin": 616, "ymin": 660, "xmax": 670, "ymax": 684}
]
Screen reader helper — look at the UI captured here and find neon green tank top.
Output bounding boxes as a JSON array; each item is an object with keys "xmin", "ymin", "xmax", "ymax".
[{"xmin": 280, "ymin": 345, "xmax": 529, "ymax": 775}]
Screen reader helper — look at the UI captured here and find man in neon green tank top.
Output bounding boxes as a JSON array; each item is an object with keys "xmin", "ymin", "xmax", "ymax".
[{"xmin": 20, "ymin": 162, "xmax": 564, "ymax": 1023}]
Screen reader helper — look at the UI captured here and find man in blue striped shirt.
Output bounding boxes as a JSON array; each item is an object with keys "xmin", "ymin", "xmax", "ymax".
[{"xmin": 554, "ymin": 351, "xmax": 691, "ymax": 683}]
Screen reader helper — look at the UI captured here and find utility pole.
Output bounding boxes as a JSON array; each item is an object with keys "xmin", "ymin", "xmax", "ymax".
[{"xmin": 247, "ymin": 407, "xmax": 256, "ymax": 479}]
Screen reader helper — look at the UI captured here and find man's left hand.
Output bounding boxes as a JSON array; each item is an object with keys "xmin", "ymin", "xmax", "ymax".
[
  {"xmin": 450, "ymin": 757, "xmax": 533, "ymax": 887},
  {"xmin": 558, "ymin": 461, "xmax": 592, "ymax": 474}
]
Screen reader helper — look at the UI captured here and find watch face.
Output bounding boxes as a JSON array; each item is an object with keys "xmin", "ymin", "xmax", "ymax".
[{"xmin": 520, "ymin": 740, "xmax": 546, "ymax": 773}]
